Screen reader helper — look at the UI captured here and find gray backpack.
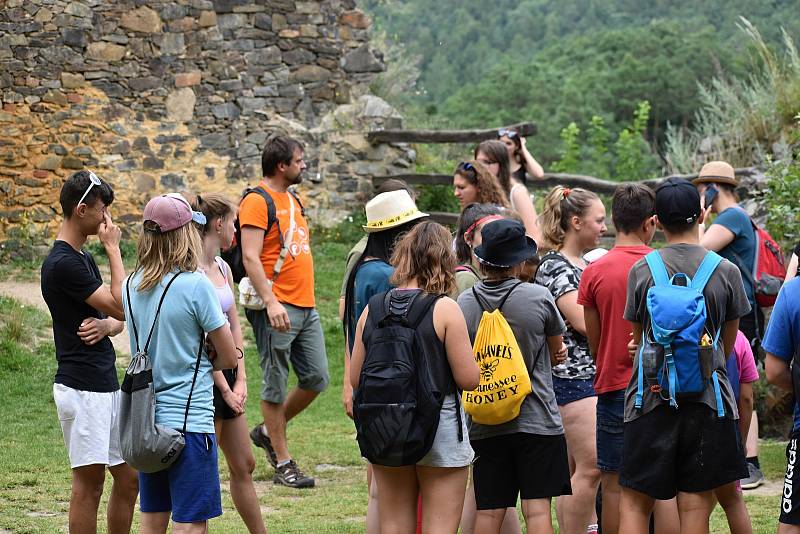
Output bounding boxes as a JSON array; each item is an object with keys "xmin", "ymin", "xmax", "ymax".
[{"xmin": 120, "ymin": 272, "xmax": 204, "ymax": 473}]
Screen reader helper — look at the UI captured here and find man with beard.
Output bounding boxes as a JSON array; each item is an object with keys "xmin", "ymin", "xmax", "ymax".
[{"xmin": 241, "ymin": 135, "xmax": 329, "ymax": 488}]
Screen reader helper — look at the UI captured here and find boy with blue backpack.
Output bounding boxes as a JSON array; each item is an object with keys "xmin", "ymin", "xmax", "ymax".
[{"xmin": 619, "ymin": 177, "xmax": 751, "ymax": 533}]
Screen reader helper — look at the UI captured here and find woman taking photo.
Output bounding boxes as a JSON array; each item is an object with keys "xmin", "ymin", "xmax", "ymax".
[
  {"xmin": 351, "ymin": 221, "xmax": 480, "ymax": 534},
  {"xmin": 534, "ymin": 186, "xmax": 607, "ymax": 534},
  {"xmin": 474, "ymin": 140, "xmax": 540, "ymax": 243},
  {"xmin": 191, "ymin": 193, "xmax": 268, "ymax": 534},
  {"xmin": 498, "ymin": 127, "xmax": 545, "ymax": 183},
  {"xmin": 124, "ymin": 193, "xmax": 238, "ymax": 534},
  {"xmin": 453, "ymin": 160, "xmax": 509, "ymax": 209}
]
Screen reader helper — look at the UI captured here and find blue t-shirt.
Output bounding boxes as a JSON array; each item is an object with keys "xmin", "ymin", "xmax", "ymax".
[
  {"xmin": 713, "ymin": 206, "xmax": 756, "ymax": 306},
  {"xmin": 123, "ymin": 270, "xmax": 226, "ymax": 434},
  {"xmin": 347, "ymin": 260, "xmax": 394, "ymax": 352},
  {"xmin": 762, "ymin": 277, "xmax": 800, "ymax": 430}
]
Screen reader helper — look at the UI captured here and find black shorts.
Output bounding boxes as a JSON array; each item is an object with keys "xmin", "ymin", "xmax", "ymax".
[
  {"xmin": 780, "ymin": 430, "xmax": 800, "ymax": 525},
  {"xmin": 213, "ymin": 368, "xmax": 240, "ymax": 421},
  {"xmin": 471, "ymin": 432, "xmax": 571, "ymax": 510},
  {"xmin": 620, "ymin": 404, "xmax": 748, "ymax": 500}
]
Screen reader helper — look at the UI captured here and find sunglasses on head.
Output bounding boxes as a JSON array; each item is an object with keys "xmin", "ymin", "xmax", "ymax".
[
  {"xmin": 77, "ymin": 171, "xmax": 102, "ymax": 207},
  {"xmin": 498, "ymin": 129, "xmax": 518, "ymax": 139}
]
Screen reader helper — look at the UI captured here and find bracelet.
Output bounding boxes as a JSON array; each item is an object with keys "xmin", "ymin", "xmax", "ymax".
[{"xmin": 236, "ymin": 347, "xmax": 244, "ymax": 359}]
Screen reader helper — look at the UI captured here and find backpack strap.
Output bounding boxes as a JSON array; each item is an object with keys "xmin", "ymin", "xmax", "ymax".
[
  {"xmin": 405, "ymin": 292, "xmax": 441, "ymax": 329},
  {"xmin": 644, "ymin": 251, "xmax": 670, "ymax": 287},
  {"xmin": 690, "ymin": 252, "xmax": 723, "ymax": 292},
  {"xmin": 711, "ymin": 370, "xmax": 726, "ymax": 418},
  {"xmin": 635, "ymin": 342, "xmax": 645, "ymax": 410},
  {"xmin": 125, "ymin": 271, "xmax": 183, "ymax": 354},
  {"xmin": 471, "ymin": 280, "xmax": 523, "ymax": 313},
  {"xmin": 182, "ymin": 331, "xmax": 205, "ymax": 434}
]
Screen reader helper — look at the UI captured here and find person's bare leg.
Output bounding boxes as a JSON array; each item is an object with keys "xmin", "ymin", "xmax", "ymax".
[
  {"xmin": 713, "ymin": 483, "xmax": 752, "ymax": 534},
  {"xmin": 366, "ymin": 465, "xmax": 380, "ymax": 534},
  {"xmin": 372, "ymin": 465, "xmax": 419, "ymax": 534},
  {"xmin": 746, "ymin": 412, "xmax": 759, "ymax": 459},
  {"xmin": 475, "ymin": 508, "xmax": 506, "ymax": 534},
  {"xmin": 500, "ymin": 506, "xmax": 522, "ymax": 534},
  {"xmin": 558, "ymin": 396, "xmax": 602, "ymax": 534},
  {"xmin": 417, "ymin": 465, "xmax": 469, "ymax": 534},
  {"xmin": 140, "ymin": 511, "xmax": 170, "ymax": 534},
  {"xmin": 676, "ymin": 490, "xmax": 714, "ymax": 534},
  {"xmin": 779, "ymin": 523, "xmax": 800, "ymax": 534},
  {"xmin": 70, "ymin": 464, "xmax": 105, "ymax": 534},
  {"xmin": 652, "ymin": 497, "xmax": 680, "ymax": 534},
  {"xmin": 460, "ymin": 476, "xmax": 477, "ymax": 534},
  {"xmin": 522, "ymin": 498, "xmax": 554, "ymax": 534},
  {"xmin": 172, "ymin": 521, "xmax": 208, "ymax": 534},
  {"xmin": 618, "ymin": 487, "xmax": 655, "ymax": 534},
  {"xmin": 600, "ymin": 472, "xmax": 621, "ymax": 534},
  {"xmin": 556, "ymin": 445, "xmax": 577, "ymax": 531},
  {"xmin": 261, "ymin": 388, "xmax": 319, "ymax": 462},
  {"xmin": 106, "ymin": 463, "xmax": 138, "ymax": 534},
  {"xmin": 218, "ymin": 416, "xmax": 268, "ymax": 534}
]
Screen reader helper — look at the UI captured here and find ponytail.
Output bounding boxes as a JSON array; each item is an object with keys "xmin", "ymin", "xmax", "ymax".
[{"xmin": 540, "ymin": 186, "xmax": 599, "ymax": 249}]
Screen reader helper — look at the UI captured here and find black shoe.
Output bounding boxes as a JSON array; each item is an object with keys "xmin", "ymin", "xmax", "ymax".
[
  {"xmin": 249, "ymin": 424, "xmax": 278, "ymax": 468},
  {"xmin": 273, "ymin": 459, "xmax": 315, "ymax": 488}
]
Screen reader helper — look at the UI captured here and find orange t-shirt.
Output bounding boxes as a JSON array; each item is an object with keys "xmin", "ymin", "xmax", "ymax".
[{"xmin": 238, "ymin": 183, "xmax": 315, "ymax": 308}]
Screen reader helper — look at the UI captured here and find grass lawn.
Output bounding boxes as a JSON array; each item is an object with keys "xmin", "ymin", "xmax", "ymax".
[{"xmin": 0, "ymin": 237, "xmax": 790, "ymax": 533}]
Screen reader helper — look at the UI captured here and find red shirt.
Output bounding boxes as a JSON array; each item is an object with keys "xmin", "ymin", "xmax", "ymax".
[{"xmin": 577, "ymin": 245, "xmax": 652, "ymax": 394}]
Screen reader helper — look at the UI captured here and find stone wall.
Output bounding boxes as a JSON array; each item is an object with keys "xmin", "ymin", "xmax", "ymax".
[{"xmin": 0, "ymin": 0, "xmax": 414, "ymax": 243}]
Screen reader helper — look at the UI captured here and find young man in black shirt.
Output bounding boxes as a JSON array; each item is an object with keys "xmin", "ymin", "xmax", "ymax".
[{"xmin": 41, "ymin": 171, "xmax": 138, "ymax": 534}]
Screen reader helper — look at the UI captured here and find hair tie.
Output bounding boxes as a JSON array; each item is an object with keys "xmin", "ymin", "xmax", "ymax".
[{"xmin": 562, "ymin": 188, "xmax": 571, "ymax": 199}]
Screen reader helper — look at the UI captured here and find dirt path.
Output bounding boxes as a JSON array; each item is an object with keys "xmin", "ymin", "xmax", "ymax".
[{"xmin": 0, "ymin": 280, "xmax": 131, "ymax": 356}]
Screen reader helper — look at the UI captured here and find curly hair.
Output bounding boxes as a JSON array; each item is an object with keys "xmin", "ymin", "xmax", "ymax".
[
  {"xmin": 454, "ymin": 160, "xmax": 509, "ymax": 207},
  {"xmin": 390, "ymin": 221, "xmax": 456, "ymax": 296}
]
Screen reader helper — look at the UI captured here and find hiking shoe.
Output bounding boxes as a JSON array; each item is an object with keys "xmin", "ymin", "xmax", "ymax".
[
  {"xmin": 250, "ymin": 424, "xmax": 278, "ymax": 468},
  {"xmin": 741, "ymin": 462, "xmax": 765, "ymax": 490},
  {"xmin": 274, "ymin": 460, "xmax": 315, "ymax": 489}
]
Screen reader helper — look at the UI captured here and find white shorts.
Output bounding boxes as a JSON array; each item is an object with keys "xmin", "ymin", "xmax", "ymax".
[{"xmin": 53, "ymin": 383, "xmax": 125, "ymax": 469}]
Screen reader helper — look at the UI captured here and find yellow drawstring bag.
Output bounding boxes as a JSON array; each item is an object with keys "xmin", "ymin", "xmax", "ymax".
[{"xmin": 463, "ymin": 283, "xmax": 532, "ymax": 425}]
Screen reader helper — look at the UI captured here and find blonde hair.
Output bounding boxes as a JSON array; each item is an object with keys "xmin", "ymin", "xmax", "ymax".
[
  {"xmin": 390, "ymin": 221, "xmax": 456, "ymax": 296},
  {"xmin": 189, "ymin": 193, "xmax": 236, "ymax": 235},
  {"xmin": 454, "ymin": 160, "xmax": 509, "ymax": 207},
  {"xmin": 135, "ymin": 223, "xmax": 203, "ymax": 291},
  {"xmin": 540, "ymin": 186, "xmax": 600, "ymax": 249}
]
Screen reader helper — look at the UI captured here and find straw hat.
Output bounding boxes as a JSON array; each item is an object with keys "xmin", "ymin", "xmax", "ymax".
[
  {"xmin": 692, "ymin": 161, "xmax": 738, "ymax": 187},
  {"xmin": 363, "ymin": 190, "xmax": 428, "ymax": 233}
]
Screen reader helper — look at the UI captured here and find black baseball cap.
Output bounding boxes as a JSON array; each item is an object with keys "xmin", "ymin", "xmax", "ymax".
[
  {"xmin": 474, "ymin": 219, "xmax": 538, "ymax": 268},
  {"xmin": 655, "ymin": 177, "xmax": 701, "ymax": 226}
]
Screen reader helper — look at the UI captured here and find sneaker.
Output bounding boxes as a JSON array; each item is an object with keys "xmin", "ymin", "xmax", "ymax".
[
  {"xmin": 586, "ymin": 524, "xmax": 599, "ymax": 534},
  {"xmin": 274, "ymin": 460, "xmax": 315, "ymax": 488},
  {"xmin": 250, "ymin": 424, "xmax": 278, "ymax": 468},
  {"xmin": 741, "ymin": 462, "xmax": 765, "ymax": 490}
]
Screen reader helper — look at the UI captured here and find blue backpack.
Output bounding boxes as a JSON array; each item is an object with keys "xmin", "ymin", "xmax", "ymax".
[{"xmin": 635, "ymin": 250, "xmax": 726, "ymax": 417}]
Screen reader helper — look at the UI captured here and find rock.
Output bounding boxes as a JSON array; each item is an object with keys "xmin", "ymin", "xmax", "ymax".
[
  {"xmin": 283, "ymin": 49, "xmax": 315, "ymax": 65},
  {"xmin": 169, "ymin": 17, "xmax": 197, "ymax": 32},
  {"xmin": 87, "ymin": 42, "xmax": 127, "ymax": 61},
  {"xmin": 211, "ymin": 0, "xmax": 248, "ymax": 13},
  {"xmin": 200, "ymin": 132, "xmax": 229, "ymax": 149},
  {"xmin": 255, "ymin": 85, "xmax": 280, "ymax": 97},
  {"xmin": 160, "ymin": 173, "xmax": 184, "ymax": 188},
  {"xmin": 34, "ymin": 7, "xmax": 53, "ymax": 22},
  {"xmin": 61, "ymin": 28, "xmax": 87, "ymax": 48},
  {"xmin": 211, "ymin": 102, "xmax": 240, "ymax": 119},
  {"xmin": 290, "ymin": 65, "xmax": 331, "ymax": 83},
  {"xmin": 128, "ymin": 76, "xmax": 161, "ymax": 91},
  {"xmin": 253, "ymin": 13, "xmax": 271, "ymax": 30},
  {"xmin": 133, "ymin": 136, "xmax": 150, "ymax": 151},
  {"xmin": 340, "ymin": 9, "xmax": 370, "ymax": 29},
  {"xmin": 174, "ymin": 71, "xmax": 201, "ymax": 87},
  {"xmin": 279, "ymin": 29, "xmax": 300, "ymax": 39},
  {"xmin": 134, "ymin": 173, "xmax": 155, "ymax": 193},
  {"xmin": 61, "ymin": 72, "xmax": 85, "ymax": 89},
  {"xmin": 219, "ymin": 79, "xmax": 244, "ymax": 91},
  {"xmin": 165, "ymin": 87, "xmax": 195, "ymax": 122},
  {"xmin": 61, "ymin": 156, "xmax": 83, "ymax": 169},
  {"xmin": 244, "ymin": 46, "xmax": 281, "ymax": 66},
  {"xmin": 198, "ymin": 11, "xmax": 217, "ymax": 27},
  {"xmin": 360, "ymin": 95, "xmax": 399, "ymax": 119},
  {"xmin": 160, "ymin": 4, "xmax": 187, "ymax": 20},
  {"xmin": 299, "ymin": 25, "xmax": 318, "ymax": 38},
  {"xmin": 42, "ymin": 90, "xmax": 68, "ymax": 105},
  {"xmin": 342, "ymin": 45, "xmax": 383, "ymax": 73},
  {"xmin": 143, "ymin": 156, "xmax": 165, "ymax": 170},
  {"xmin": 121, "ymin": 6, "xmax": 163, "ymax": 34},
  {"xmin": 271, "ymin": 14, "xmax": 287, "ymax": 31},
  {"xmin": 217, "ymin": 14, "xmax": 247, "ymax": 30},
  {"xmin": 295, "ymin": 1, "xmax": 321, "ymax": 13},
  {"xmin": 36, "ymin": 155, "xmax": 62, "ymax": 170},
  {"xmin": 238, "ymin": 97, "xmax": 266, "ymax": 115},
  {"xmin": 65, "ymin": 2, "xmax": 92, "ymax": 18},
  {"xmin": 158, "ymin": 33, "xmax": 185, "ymax": 55},
  {"xmin": 113, "ymin": 140, "xmax": 131, "ymax": 154}
]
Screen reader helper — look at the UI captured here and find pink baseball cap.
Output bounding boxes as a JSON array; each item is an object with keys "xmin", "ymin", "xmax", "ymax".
[{"xmin": 143, "ymin": 193, "xmax": 206, "ymax": 233}]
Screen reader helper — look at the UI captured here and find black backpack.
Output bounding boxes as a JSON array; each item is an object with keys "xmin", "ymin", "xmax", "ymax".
[
  {"xmin": 353, "ymin": 289, "xmax": 461, "ymax": 467},
  {"xmin": 222, "ymin": 186, "xmax": 305, "ymax": 283}
]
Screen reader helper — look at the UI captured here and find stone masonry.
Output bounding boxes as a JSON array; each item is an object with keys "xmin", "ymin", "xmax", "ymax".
[{"xmin": 0, "ymin": 0, "xmax": 414, "ymax": 244}]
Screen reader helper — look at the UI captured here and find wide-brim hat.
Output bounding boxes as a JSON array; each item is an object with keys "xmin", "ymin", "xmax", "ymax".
[
  {"xmin": 474, "ymin": 219, "xmax": 538, "ymax": 268},
  {"xmin": 143, "ymin": 193, "xmax": 206, "ymax": 233},
  {"xmin": 692, "ymin": 160, "xmax": 738, "ymax": 187},
  {"xmin": 363, "ymin": 190, "xmax": 428, "ymax": 233}
]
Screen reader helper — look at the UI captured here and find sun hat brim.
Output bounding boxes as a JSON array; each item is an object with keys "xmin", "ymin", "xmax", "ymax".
[
  {"xmin": 474, "ymin": 235, "xmax": 538, "ymax": 268},
  {"xmin": 362, "ymin": 209, "xmax": 429, "ymax": 233}
]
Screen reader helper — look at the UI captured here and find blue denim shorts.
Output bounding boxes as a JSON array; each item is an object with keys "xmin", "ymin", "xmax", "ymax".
[
  {"xmin": 552, "ymin": 376, "xmax": 595, "ymax": 406},
  {"xmin": 596, "ymin": 390, "xmax": 625, "ymax": 472},
  {"xmin": 139, "ymin": 432, "xmax": 222, "ymax": 523}
]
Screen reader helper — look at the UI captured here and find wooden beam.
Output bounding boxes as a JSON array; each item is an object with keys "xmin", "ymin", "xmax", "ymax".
[
  {"xmin": 366, "ymin": 122, "xmax": 537, "ymax": 145},
  {"xmin": 373, "ymin": 173, "xmax": 453, "ymax": 187},
  {"xmin": 428, "ymin": 211, "xmax": 458, "ymax": 226}
]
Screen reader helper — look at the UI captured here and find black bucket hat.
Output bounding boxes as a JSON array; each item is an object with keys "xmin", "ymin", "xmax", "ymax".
[{"xmin": 474, "ymin": 219, "xmax": 538, "ymax": 268}]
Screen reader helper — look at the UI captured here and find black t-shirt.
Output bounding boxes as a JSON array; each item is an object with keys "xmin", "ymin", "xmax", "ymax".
[{"xmin": 41, "ymin": 241, "xmax": 119, "ymax": 392}]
